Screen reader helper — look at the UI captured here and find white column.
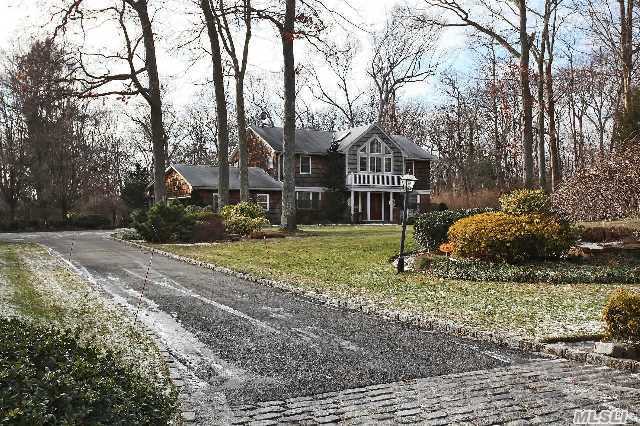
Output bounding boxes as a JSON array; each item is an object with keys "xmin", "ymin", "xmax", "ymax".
[
  {"xmin": 389, "ymin": 193, "xmax": 394, "ymax": 223},
  {"xmin": 366, "ymin": 191, "xmax": 371, "ymax": 221},
  {"xmin": 382, "ymin": 192, "xmax": 386, "ymax": 222},
  {"xmin": 350, "ymin": 190, "xmax": 355, "ymax": 217}
]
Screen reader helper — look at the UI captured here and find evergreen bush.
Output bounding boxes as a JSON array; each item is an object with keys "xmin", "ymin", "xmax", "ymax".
[
  {"xmin": 0, "ymin": 317, "xmax": 177, "ymax": 424},
  {"xmin": 130, "ymin": 202, "xmax": 195, "ymax": 243},
  {"xmin": 413, "ymin": 208, "xmax": 493, "ymax": 250},
  {"xmin": 603, "ymin": 288, "xmax": 640, "ymax": 342}
]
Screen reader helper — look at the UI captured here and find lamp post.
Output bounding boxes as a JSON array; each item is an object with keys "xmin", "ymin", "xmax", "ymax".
[{"xmin": 397, "ymin": 174, "xmax": 418, "ymax": 273}]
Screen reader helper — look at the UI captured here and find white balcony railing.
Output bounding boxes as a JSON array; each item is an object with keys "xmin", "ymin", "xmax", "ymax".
[{"xmin": 347, "ymin": 172, "xmax": 403, "ymax": 187}]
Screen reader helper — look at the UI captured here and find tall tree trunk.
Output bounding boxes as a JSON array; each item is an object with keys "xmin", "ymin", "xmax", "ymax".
[
  {"xmin": 619, "ymin": 0, "xmax": 633, "ymax": 114},
  {"xmin": 519, "ymin": 0, "xmax": 535, "ymax": 188},
  {"xmin": 236, "ymin": 79, "xmax": 249, "ymax": 201},
  {"xmin": 280, "ymin": 0, "xmax": 297, "ymax": 231},
  {"xmin": 489, "ymin": 43, "xmax": 504, "ymax": 189},
  {"xmin": 217, "ymin": 0, "xmax": 252, "ymax": 202},
  {"xmin": 536, "ymin": 46, "xmax": 546, "ymax": 190},
  {"xmin": 544, "ymin": 11, "xmax": 561, "ymax": 190},
  {"xmin": 132, "ymin": 0, "xmax": 166, "ymax": 203},
  {"xmin": 200, "ymin": 0, "xmax": 230, "ymax": 208},
  {"xmin": 545, "ymin": 62, "xmax": 561, "ymax": 189}
]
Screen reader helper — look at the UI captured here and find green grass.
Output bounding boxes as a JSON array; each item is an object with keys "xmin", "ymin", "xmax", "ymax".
[
  {"xmin": 156, "ymin": 225, "xmax": 640, "ymax": 341},
  {"xmin": 0, "ymin": 244, "xmax": 62, "ymax": 320}
]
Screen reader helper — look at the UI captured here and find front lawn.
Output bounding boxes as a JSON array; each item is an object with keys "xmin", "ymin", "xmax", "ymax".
[{"xmin": 156, "ymin": 225, "xmax": 640, "ymax": 341}]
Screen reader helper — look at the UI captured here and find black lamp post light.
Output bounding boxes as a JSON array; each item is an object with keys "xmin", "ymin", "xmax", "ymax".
[{"xmin": 397, "ymin": 174, "xmax": 418, "ymax": 273}]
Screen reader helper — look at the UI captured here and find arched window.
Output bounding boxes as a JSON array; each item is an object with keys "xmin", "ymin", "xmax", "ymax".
[{"xmin": 358, "ymin": 137, "xmax": 393, "ymax": 173}]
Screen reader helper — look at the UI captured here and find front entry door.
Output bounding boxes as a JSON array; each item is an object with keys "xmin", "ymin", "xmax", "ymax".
[{"xmin": 370, "ymin": 193, "xmax": 383, "ymax": 221}]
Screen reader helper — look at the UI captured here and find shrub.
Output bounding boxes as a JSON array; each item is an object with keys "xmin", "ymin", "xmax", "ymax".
[
  {"xmin": 130, "ymin": 202, "xmax": 195, "ymax": 243},
  {"xmin": 551, "ymin": 145, "xmax": 640, "ymax": 221},
  {"xmin": 602, "ymin": 288, "xmax": 640, "ymax": 342},
  {"xmin": 0, "ymin": 317, "xmax": 177, "ymax": 424},
  {"xmin": 67, "ymin": 213, "xmax": 112, "ymax": 229},
  {"xmin": 413, "ymin": 208, "xmax": 493, "ymax": 250},
  {"xmin": 185, "ymin": 205, "xmax": 216, "ymax": 222},
  {"xmin": 224, "ymin": 216, "xmax": 269, "ymax": 236},
  {"xmin": 190, "ymin": 215, "xmax": 226, "ymax": 242},
  {"xmin": 116, "ymin": 229, "xmax": 143, "ymax": 241},
  {"xmin": 447, "ymin": 212, "xmax": 578, "ymax": 263},
  {"xmin": 499, "ymin": 189, "xmax": 550, "ymax": 215},
  {"xmin": 220, "ymin": 202, "xmax": 265, "ymax": 220}
]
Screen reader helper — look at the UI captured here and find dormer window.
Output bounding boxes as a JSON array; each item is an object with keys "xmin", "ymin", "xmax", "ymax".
[{"xmin": 358, "ymin": 137, "xmax": 393, "ymax": 173}]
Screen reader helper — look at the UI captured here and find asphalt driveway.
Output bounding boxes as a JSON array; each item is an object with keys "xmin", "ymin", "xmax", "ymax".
[{"xmin": 0, "ymin": 231, "xmax": 536, "ymax": 410}]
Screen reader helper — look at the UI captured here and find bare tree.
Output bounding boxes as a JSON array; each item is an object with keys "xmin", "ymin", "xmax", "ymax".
[
  {"xmin": 254, "ymin": 0, "xmax": 300, "ymax": 231},
  {"xmin": 422, "ymin": 0, "xmax": 537, "ymax": 187},
  {"xmin": 55, "ymin": 0, "xmax": 168, "ymax": 203},
  {"xmin": 370, "ymin": 7, "xmax": 440, "ymax": 132},
  {"xmin": 200, "ymin": 0, "xmax": 231, "ymax": 208},
  {"xmin": 0, "ymin": 69, "xmax": 28, "ymax": 221},
  {"xmin": 310, "ymin": 40, "xmax": 365, "ymax": 127},
  {"xmin": 216, "ymin": 0, "xmax": 252, "ymax": 201}
]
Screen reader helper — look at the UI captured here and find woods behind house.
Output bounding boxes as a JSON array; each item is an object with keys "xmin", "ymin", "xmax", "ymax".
[{"xmin": 1, "ymin": 0, "xmax": 639, "ymax": 228}]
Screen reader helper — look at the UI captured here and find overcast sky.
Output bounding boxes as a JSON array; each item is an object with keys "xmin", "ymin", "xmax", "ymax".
[{"xmin": 0, "ymin": 0, "xmax": 471, "ymax": 113}]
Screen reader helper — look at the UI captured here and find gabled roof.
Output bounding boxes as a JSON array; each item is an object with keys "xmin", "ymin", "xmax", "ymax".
[
  {"xmin": 250, "ymin": 126, "xmax": 333, "ymax": 155},
  {"xmin": 248, "ymin": 123, "xmax": 434, "ymax": 160},
  {"xmin": 170, "ymin": 164, "xmax": 282, "ymax": 191},
  {"xmin": 391, "ymin": 135, "xmax": 437, "ymax": 160}
]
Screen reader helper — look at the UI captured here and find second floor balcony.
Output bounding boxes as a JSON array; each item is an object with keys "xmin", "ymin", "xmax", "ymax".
[{"xmin": 347, "ymin": 172, "xmax": 403, "ymax": 188}]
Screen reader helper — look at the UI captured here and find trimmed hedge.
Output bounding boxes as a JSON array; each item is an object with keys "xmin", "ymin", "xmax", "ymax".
[
  {"xmin": 416, "ymin": 255, "xmax": 640, "ymax": 284},
  {"xmin": 448, "ymin": 212, "xmax": 578, "ymax": 263},
  {"xmin": 603, "ymin": 288, "xmax": 640, "ymax": 342},
  {"xmin": 0, "ymin": 317, "xmax": 177, "ymax": 424},
  {"xmin": 413, "ymin": 208, "xmax": 493, "ymax": 250}
]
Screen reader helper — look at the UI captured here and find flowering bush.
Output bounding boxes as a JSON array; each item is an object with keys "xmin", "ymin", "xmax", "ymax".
[
  {"xmin": 413, "ymin": 208, "xmax": 493, "ymax": 250},
  {"xmin": 551, "ymin": 146, "xmax": 640, "ymax": 221},
  {"xmin": 602, "ymin": 288, "xmax": 640, "ymax": 342},
  {"xmin": 499, "ymin": 189, "xmax": 550, "ymax": 215},
  {"xmin": 447, "ymin": 212, "xmax": 578, "ymax": 263}
]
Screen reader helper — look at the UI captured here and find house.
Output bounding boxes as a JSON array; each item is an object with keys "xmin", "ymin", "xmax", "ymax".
[
  {"xmin": 164, "ymin": 122, "xmax": 434, "ymax": 224},
  {"xmin": 164, "ymin": 164, "xmax": 283, "ymax": 223},
  {"xmin": 233, "ymin": 123, "xmax": 434, "ymax": 223}
]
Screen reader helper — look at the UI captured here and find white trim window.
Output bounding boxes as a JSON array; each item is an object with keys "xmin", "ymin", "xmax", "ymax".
[
  {"xmin": 256, "ymin": 194, "xmax": 270, "ymax": 211},
  {"xmin": 296, "ymin": 191, "xmax": 321, "ymax": 210},
  {"xmin": 357, "ymin": 137, "xmax": 393, "ymax": 173},
  {"xmin": 299, "ymin": 155, "xmax": 312, "ymax": 175},
  {"xmin": 406, "ymin": 160, "xmax": 415, "ymax": 175}
]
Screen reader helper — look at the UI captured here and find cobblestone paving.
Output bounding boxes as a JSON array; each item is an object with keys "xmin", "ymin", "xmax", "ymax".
[{"xmin": 231, "ymin": 359, "xmax": 640, "ymax": 425}]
